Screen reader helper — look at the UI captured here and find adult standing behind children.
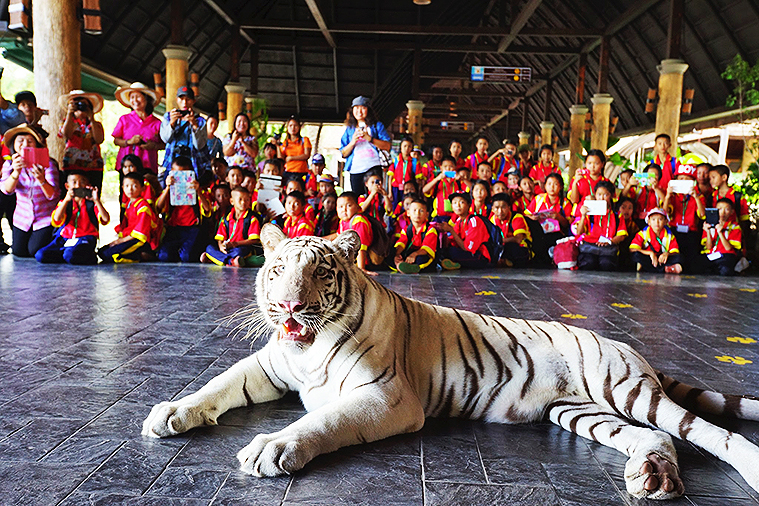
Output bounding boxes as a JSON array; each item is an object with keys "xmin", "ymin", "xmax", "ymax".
[
  {"xmin": 278, "ymin": 116, "xmax": 311, "ymax": 185},
  {"xmin": 59, "ymin": 90, "xmax": 105, "ymax": 190},
  {"xmin": 160, "ymin": 86, "xmax": 210, "ymax": 185},
  {"xmin": 340, "ymin": 96, "xmax": 391, "ymax": 193},
  {"xmin": 205, "ymin": 116, "xmax": 223, "ymax": 160},
  {"xmin": 0, "ymin": 124, "xmax": 59, "ymax": 257},
  {"xmin": 112, "ymin": 83, "xmax": 164, "ymax": 175},
  {"xmin": 222, "ymin": 112, "xmax": 258, "ymax": 173}
]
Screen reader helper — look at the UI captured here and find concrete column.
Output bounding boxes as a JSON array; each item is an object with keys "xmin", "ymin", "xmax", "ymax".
[
  {"xmin": 590, "ymin": 93, "xmax": 614, "ymax": 152},
  {"xmin": 33, "ymin": 0, "xmax": 81, "ymax": 162},
  {"xmin": 518, "ymin": 131, "xmax": 530, "ymax": 146},
  {"xmin": 568, "ymin": 105, "xmax": 588, "ymax": 179},
  {"xmin": 225, "ymin": 83, "xmax": 246, "ymax": 134},
  {"xmin": 539, "ymin": 121, "xmax": 554, "ymax": 147},
  {"xmin": 717, "ymin": 128, "xmax": 729, "ymax": 165},
  {"xmin": 406, "ymin": 100, "xmax": 425, "ymax": 146},
  {"xmin": 162, "ymin": 45, "xmax": 192, "ymax": 111},
  {"xmin": 655, "ymin": 59, "xmax": 689, "ymax": 156}
]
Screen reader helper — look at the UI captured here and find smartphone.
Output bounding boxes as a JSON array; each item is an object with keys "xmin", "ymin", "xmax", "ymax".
[
  {"xmin": 444, "ymin": 171, "xmax": 456, "ymax": 178},
  {"xmin": 585, "ymin": 199, "xmax": 608, "ymax": 216},
  {"xmin": 178, "ymin": 110, "xmax": 191, "ymax": 116},
  {"xmin": 73, "ymin": 187, "xmax": 92, "ymax": 199},
  {"xmin": 22, "ymin": 147, "xmax": 50, "ymax": 167},
  {"xmin": 576, "ymin": 168, "xmax": 589, "ymax": 177},
  {"xmin": 705, "ymin": 208, "xmax": 719, "ymax": 226}
]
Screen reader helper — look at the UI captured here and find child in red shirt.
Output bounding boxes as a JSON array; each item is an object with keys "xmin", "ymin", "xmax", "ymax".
[
  {"xmin": 418, "ymin": 145, "xmax": 443, "ymax": 188},
  {"xmin": 156, "ymin": 155, "xmax": 212, "ymax": 263},
  {"xmin": 513, "ymin": 176, "xmax": 535, "ymax": 213},
  {"xmin": 663, "ymin": 163, "xmax": 706, "ymax": 273},
  {"xmin": 470, "ymin": 179, "xmax": 491, "ymax": 217},
  {"xmin": 284, "ymin": 178, "xmax": 316, "ymax": 222},
  {"xmin": 489, "ymin": 139, "xmax": 518, "ymax": 181},
  {"xmin": 393, "ymin": 193, "xmax": 417, "ymax": 241},
  {"xmin": 575, "ymin": 180, "xmax": 628, "ymax": 271},
  {"xmin": 709, "ymin": 164, "xmax": 750, "ymax": 235},
  {"xmin": 652, "ymin": 133, "xmax": 679, "ymax": 190},
  {"xmin": 282, "ymin": 190, "xmax": 314, "ymax": 238},
  {"xmin": 569, "ymin": 149, "xmax": 608, "ymax": 205},
  {"xmin": 465, "ymin": 136, "xmax": 489, "ymax": 173},
  {"xmin": 622, "ymin": 163, "xmax": 665, "ymax": 229},
  {"xmin": 448, "ymin": 139, "xmax": 466, "ymax": 168},
  {"xmin": 529, "ymin": 144, "xmax": 557, "ymax": 193},
  {"xmin": 393, "ymin": 198, "xmax": 438, "ymax": 274},
  {"xmin": 490, "ymin": 193, "xmax": 531, "ymax": 267},
  {"xmin": 36, "ymin": 170, "xmax": 110, "ymax": 265},
  {"xmin": 439, "ymin": 192, "xmax": 491, "ymax": 270},
  {"xmin": 359, "ymin": 172, "xmax": 393, "ymax": 223},
  {"xmin": 629, "ymin": 207, "xmax": 682, "ymax": 274},
  {"xmin": 476, "ymin": 161, "xmax": 493, "ymax": 184},
  {"xmin": 118, "ymin": 154, "xmax": 160, "ymax": 222},
  {"xmin": 700, "ymin": 198, "xmax": 742, "ymax": 276},
  {"xmin": 305, "ymin": 153, "xmax": 325, "ymax": 199},
  {"xmin": 331, "ymin": 191, "xmax": 375, "ymax": 275},
  {"xmin": 98, "ymin": 173, "xmax": 158, "ymax": 263},
  {"xmin": 423, "ymin": 156, "xmax": 466, "ymax": 223},
  {"xmin": 387, "ymin": 136, "xmax": 416, "ymax": 206},
  {"xmin": 226, "ymin": 166, "xmax": 244, "ymax": 190},
  {"xmin": 201, "ymin": 186, "xmax": 263, "ymax": 267}
]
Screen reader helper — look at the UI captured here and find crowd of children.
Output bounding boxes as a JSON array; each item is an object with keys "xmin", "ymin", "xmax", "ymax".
[{"xmin": 0, "ymin": 87, "xmax": 752, "ymax": 278}]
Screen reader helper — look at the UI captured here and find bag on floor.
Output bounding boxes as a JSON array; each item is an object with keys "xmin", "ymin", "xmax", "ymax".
[{"xmin": 553, "ymin": 237, "xmax": 579, "ymax": 270}]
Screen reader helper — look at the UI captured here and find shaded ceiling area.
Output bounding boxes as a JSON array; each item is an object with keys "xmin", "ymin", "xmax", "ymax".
[{"xmin": 5, "ymin": 0, "xmax": 759, "ymax": 146}]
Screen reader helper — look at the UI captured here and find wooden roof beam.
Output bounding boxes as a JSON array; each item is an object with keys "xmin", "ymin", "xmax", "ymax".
[
  {"xmin": 304, "ymin": 0, "xmax": 336, "ymax": 49},
  {"xmin": 420, "ymin": 89, "xmax": 524, "ymax": 98},
  {"xmin": 497, "ymin": 0, "xmax": 543, "ymax": 53},
  {"xmin": 202, "ymin": 0, "xmax": 254, "ymax": 44}
]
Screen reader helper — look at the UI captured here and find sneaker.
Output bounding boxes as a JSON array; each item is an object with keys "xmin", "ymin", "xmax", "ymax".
[
  {"xmin": 230, "ymin": 256, "xmax": 242, "ymax": 268},
  {"xmin": 398, "ymin": 262, "xmax": 420, "ymax": 274},
  {"xmin": 636, "ymin": 263, "xmax": 642, "ymax": 272},
  {"xmin": 665, "ymin": 264, "xmax": 682, "ymax": 274},
  {"xmin": 441, "ymin": 259, "xmax": 461, "ymax": 271},
  {"xmin": 199, "ymin": 252, "xmax": 212, "ymax": 264}
]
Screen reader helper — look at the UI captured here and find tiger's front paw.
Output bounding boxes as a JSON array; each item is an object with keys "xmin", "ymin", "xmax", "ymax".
[
  {"xmin": 625, "ymin": 452, "xmax": 685, "ymax": 500},
  {"xmin": 236, "ymin": 430, "xmax": 314, "ymax": 477},
  {"xmin": 142, "ymin": 400, "xmax": 213, "ymax": 438}
]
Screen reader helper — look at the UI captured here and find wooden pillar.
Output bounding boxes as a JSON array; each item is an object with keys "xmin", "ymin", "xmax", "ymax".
[
  {"xmin": 406, "ymin": 100, "xmax": 424, "ymax": 146},
  {"xmin": 667, "ymin": 0, "xmax": 684, "ymax": 60},
  {"xmin": 518, "ymin": 131, "xmax": 530, "ymax": 146},
  {"xmin": 568, "ymin": 105, "xmax": 588, "ymax": 178},
  {"xmin": 230, "ymin": 24, "xmax": 241, "ymax": 83},
  {"xmin": 539, "ymin": 121, "xmax": 554, "ymax": 147},
  {"xmin": 250, "ymin": 44, "xmax": 259, "ymax": 95},
  {"xmin": 33, "ymin": 0, "xmax": 81, "ymax": 162},
  {"xmin": 225, "ymin": 84, "xmax": 246, "ymax": 133},
  {"xmin": 654, "ymin": 59, "xmax": 688, "ymax": 156},
  {"xmin": 597, "ymin": 36, "xmax": 611, "ymax": 94},
  {"xmin": 412, "ymin": 48, "xmax": 421, "ymax": 100},
  {"xmin": 590, "ymin": 94, "xmax": 613, "ymax": 152},
  {"xmin": 576, "ymin": 53, "xmax": 587, "ymax": 104},
  {"xmin": 163, "ymin": 46, "xmax": 191, "ymax": 111}
]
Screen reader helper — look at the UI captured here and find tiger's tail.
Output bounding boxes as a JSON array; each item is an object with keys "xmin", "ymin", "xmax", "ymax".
[{"xmin": 657, "ymin": 372, "xmax": 759, "ymax": 421}]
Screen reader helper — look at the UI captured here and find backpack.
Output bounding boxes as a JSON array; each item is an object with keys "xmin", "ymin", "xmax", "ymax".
[
  {"xmin": 471, "ymin": 214, "xmax": 504, "ymax": 264},
  {"xmin": 363, "ymin": 213, "xmax": 391, "ymax": 265}
]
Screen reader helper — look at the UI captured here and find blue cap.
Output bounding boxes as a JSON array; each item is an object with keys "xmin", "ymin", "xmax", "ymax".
[
  {"xmin": 351, "ymin": 96, "xmax": 370, "ymax": 107},
  {"xmin": 312, "ymin": 153, "xmax": 325, "ymax": 164},
  {"xmin": 176, "ymin": 86, "xmax": 195, "ymax": 99}
]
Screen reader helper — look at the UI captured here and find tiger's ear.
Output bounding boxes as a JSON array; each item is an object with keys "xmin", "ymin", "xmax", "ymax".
[
  {"xmin": 260, "ymin": 223, "xmax": 287, "ymax": 258},
  {"xmin": 332, "ymin": 230, "xmax": 361, "ymax": 264}
]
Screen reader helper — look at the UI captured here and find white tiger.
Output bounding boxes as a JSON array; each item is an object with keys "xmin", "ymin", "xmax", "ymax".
[{"xmin": 143, "ymin": 224, "xmax": 759, "ymax": 500}]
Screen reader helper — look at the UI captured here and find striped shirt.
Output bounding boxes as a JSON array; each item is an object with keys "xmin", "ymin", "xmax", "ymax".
[{"xmin": 0, "ymin": 159, "xmax": 60, "ymax": 231}]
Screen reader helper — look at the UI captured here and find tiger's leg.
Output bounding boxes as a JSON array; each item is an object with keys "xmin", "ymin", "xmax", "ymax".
[
  {"xmin": 546, "ymin": 397, "xmax": 685, "ymax": 500},
  {"xmin": 142, "ymin": 346, "xmax": 288, "ymax": 438}
]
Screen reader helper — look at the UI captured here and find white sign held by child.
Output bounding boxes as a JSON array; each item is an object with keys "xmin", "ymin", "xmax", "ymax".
[{"xmin": 169, "ymin": 171, "xmax": 197, "ymax": 206}]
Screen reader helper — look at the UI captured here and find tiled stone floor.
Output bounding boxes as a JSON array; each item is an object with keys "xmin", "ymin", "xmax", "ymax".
[{"xmin": 1, "ymin": 254, "xmax": 759, "ymax": 505}]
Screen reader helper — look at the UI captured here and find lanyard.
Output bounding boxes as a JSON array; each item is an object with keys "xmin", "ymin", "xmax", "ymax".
[
  {"xmin": 591, "ymin": 212, "xmax": 613, "ymax": 239},
  {"xmin": 680, "ymin": 195, "xmax": 690, "ymax": 225},
  {"xmin": 72, "ymin": 201, "xmax": 81, "ymax": 237}
]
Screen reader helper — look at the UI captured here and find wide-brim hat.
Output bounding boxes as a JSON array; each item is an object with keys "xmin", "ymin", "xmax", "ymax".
[
  {"xmin": 59, "ymin": 90, "xmax": 104, "ymax": 113},
  {"xmin": 3, "ymin": 123, "xmax": 47, "ymax": 149},
  {"xmin": 114, "ymin": 82, "xmax": 158, "ymax": 109}
]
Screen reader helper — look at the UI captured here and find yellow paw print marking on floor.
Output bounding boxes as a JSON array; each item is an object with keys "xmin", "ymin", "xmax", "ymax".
[
  {"xmin": 740, "ymin": 288, "xmax": 757, "ymax": 293},
  {"xmin": 482, "ymin": 275, "xmax": 501, "ymax": 279},
  {"xmin": 687, "ymin": 293, "xmax": 708, "ymax": 298},
  {"xmin": 638, "ymin": 279, "xmax": 653, "ymax": 283},
  {"xmin": 727, "ymin": 337, "xmax": 757, "ymax": 344},
  {"xmin": 715, "ymin": 355, "xmax": 753, "ymax": 365},
  {"xmin": 475, "ymin": 291, "xmax": 497, "ymax": 296},
  {"xmin": 561, "ymin": 314, "xmax": 587, "ymax": 320},
  {"xmin": 682, "ymin": 275, "xmax": 696, "ymax": 279},
  {"xmin": 611, "ymin": 303, "xmax": 633, "ymax": 308}
]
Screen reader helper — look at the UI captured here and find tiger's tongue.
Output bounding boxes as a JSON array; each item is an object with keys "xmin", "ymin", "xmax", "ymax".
[{"xmin": 281, "ymin": 317, "xmax": 306, "ymax": 340}]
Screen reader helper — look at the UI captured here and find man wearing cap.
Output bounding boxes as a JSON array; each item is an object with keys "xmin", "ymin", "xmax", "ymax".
[
  {"xmin": 159, "ymin": 86, "xmax": 210, "ymax": 185},
  {"xmin": 60, "ymin": 90, "xmax": 105, "ymax": 191},
  {"xmin": 113, "ymin": 82, "xmax": 164, "ymax": 175},
  {"xmin": 340, "ymin": 96, "xmax": 391, "ymax": 193}
]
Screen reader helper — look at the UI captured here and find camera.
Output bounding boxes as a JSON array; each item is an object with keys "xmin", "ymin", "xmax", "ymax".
[
  {"xmin": 74, "ymin": 100, "xmax": 90, "ymax": 112},
  {"xmin": 73, "ymin": 187, "xmax": 92, "ymax": 199},
  {"xmin": 178, "ymin": 110, "xmax": 191, "ymax": 116}
]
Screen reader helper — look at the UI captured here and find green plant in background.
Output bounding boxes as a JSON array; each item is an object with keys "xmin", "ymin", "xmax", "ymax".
[{"xmin": 722, "ymin": 54, "xmax": 759, "ymax": 206}]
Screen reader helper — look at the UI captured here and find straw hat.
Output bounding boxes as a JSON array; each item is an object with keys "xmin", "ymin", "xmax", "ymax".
[
  {"xmin": 115, "ymin": 82, "xmax": 158, "ymax": 109},
  {"xmin": 3, "ymin": 123, "xmax": 47, "ymax": 149},
  {"xmin": 59, "ymin": 90, "xmax": 104, "ymax": 114}
]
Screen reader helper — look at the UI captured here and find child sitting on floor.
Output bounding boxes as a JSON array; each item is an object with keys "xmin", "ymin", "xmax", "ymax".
[
  {"xmin": 470, "ymin": 179, "xmax": 491, "ymax": 217},
  {"xmin": 359, "ymin": 171, "xmax": 393, "ymax": 223},
  {"xmin": 629, "ymin": 207, "xmax": 682, "ymax": 274},
  {"xmin": 392, "ymin": 193, "xmax": 417, "ymax": 240},
  {"xmin": 314, "ymin": 192, "xmax": 338, "ymax": 237},
  {"xmin": 98, "ymin": 173, "xmax": 159, "ymax": 263},
  {"xmin": 422, "ymin": 155, "xmax": 459, "ymax": 223},
  {"xmin": 392, "ymin": 197, "xmax": 438, "ymax": 274},
  {"xmin": 331, "ymin": 191, "xmax": 375, "ymax": 275},
  {"xmin": 700, "ymin": 197, "xmax": 742, "ymax": 276},
  {"xmin": 622, "ymin": 163, "xmax": 665, "ymax": 230},
  {"xmin": 574, "ymin": 180, "xmax": 627, "ymax": 271},
  {"xmin": 439, "ymin": 192, "xmax": 491, "ymax": 270},
  {"xmin": 513, "ymin": 176, "xmax": 535, "ymax": 213},
  {"xmin": 282, "ymin": 190, "xmax": 315, "ymax": 238},
  {"xmin": 490, "ymin": 193, "xmax": 531, "ymax": 267},
  {"xmin": 709, "ymin": 164, "xmax": 750, "ymax": 236},
  {"xmin": 156, "ymin": 156, "xmax": 212, "ymax": 263},
  {"xmin": 616, "ymin": 196, "xmax": 639, "ymax": 272},
  {"xmin": 36, "ymin": 170, "xmax": 110, "ymax": 265},
  {"xmin": 201, "ymin": 186, "xmax": 263, "ymax": 267},
  {"xmin": 118, "ymin": 154, "xmax": 160, "ymax": 222}
]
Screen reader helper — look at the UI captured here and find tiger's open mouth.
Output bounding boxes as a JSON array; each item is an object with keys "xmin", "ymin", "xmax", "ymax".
[{"xmin": 280, "ymin": 317, "xmax": 315, "ymax": 344}]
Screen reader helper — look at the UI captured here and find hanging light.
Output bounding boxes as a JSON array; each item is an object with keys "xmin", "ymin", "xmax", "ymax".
[{"xmin": 413, "ymin": 0, "xmax": 431, "ymax": 5}]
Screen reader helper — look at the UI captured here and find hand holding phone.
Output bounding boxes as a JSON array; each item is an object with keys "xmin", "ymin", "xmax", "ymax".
[{"xmin": 73, "ymin": 187, "xmax": 93, "ymax": 199}]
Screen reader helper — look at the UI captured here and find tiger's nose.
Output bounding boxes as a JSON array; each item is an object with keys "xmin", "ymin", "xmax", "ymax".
[{"xmin": 278, "ymin": 300, "xmax": 305, "ymax": 313}]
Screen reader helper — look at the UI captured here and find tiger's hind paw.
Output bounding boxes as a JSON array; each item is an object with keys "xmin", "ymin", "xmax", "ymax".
[{"xmin": 625, "ymin": 452, "xmax": 685, "ymax": 500}]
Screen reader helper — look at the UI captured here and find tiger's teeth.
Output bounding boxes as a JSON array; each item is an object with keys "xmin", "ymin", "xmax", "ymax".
[
  {"xmin": 282, "ymin": 324, "xmax": 288, "ymax": 334},
  {"xmin": 300, "ymin": 326, "xmax": 309, "ymax": 336}
]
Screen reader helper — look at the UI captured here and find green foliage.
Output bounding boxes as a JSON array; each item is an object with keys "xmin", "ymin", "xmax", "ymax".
[{"xmin": 722, "ymin": 54, "xmax": 759, "ymax": 109}]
